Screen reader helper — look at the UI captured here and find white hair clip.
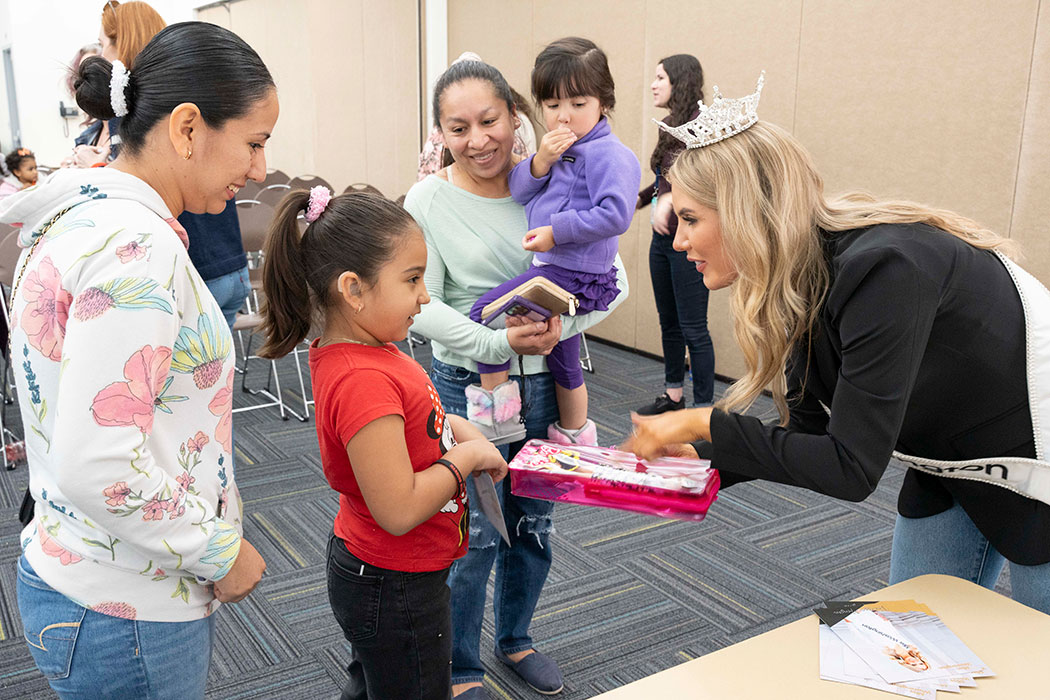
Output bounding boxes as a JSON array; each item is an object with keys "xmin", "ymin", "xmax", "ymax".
[
  {"xmin": 655, "ymin": 71, "xmax": 765, "ymax": 149},
  {"xmin": 110, "ymin": 59, "xmax": 131, "ymax": 118}
]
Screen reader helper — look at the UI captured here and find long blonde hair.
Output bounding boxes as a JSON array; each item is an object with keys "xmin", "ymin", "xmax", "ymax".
[{"xmin": 668, "ymin": 121, "xmax": 1018, "ymax": 424}]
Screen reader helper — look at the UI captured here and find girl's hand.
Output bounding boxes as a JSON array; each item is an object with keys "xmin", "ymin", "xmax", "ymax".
[
  {"xmin": 652, "ymin": 192, "xmax": 675, "ymax": 235},
  {"xmin": 622, "ymin": 408, "xmax": 712, "ymax": 461},
  {"xmin": 507, "ymin": 315, "xmax": 562, "ymax": 355},
  {"xmin": 448, "ymin": 438, "xmax": 508, "ymax": 482},
  {"xmin": 532, "ymin": 126, "xmax": 576, "ymax": 177},
  {"xmin": 522, "ymin": 226, "xmax": 555, "ymax": 253},
  {"xmin": 476, "ymin": 459, "xmax": 509, "ymax": 484}
]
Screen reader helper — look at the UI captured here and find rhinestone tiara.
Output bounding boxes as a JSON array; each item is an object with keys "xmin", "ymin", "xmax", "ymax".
[{"xmin": 655, "ymin": 71, "xmax": 765, "ymax": 149}]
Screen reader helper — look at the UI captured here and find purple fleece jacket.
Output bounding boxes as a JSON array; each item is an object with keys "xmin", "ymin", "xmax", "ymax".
[{"xmin": 509, "ymin": 117, "xmax": 641, "ymax": 274}]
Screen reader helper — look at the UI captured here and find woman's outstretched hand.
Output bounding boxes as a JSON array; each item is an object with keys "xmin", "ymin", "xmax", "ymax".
[
  {"xmin": 506, "ymin": 314, "xmax": 562, "ymax": 356},
  {"xmin": 622, "ymin": 407, "xmax": 713, "ymax": 461}
]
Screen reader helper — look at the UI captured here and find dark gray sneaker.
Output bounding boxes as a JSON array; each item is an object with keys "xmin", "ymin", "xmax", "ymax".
[{"xmin": 635, "ymin": 393, "xmax": 685, "ymax": 416}]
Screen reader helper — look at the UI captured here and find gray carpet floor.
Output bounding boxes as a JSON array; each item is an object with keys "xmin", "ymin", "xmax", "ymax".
[{"xmin": 0, "ymin": 335, "xmax": 1011, "ymax": 699}]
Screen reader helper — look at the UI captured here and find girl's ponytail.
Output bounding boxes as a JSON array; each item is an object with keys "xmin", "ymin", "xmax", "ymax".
[{"xmin": 259, "ymin": 191, "xmax": 312, "ymax": 358}]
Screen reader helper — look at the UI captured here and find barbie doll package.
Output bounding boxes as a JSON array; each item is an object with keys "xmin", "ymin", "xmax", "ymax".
[{"xmin": 507, "ymin": 440, "xmax": 720, "ymax": 521}]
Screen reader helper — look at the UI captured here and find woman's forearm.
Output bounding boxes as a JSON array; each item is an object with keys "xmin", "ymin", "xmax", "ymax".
[{"xmin": 413, "ymin": 295, "xmax": 515, "ymax": 365}]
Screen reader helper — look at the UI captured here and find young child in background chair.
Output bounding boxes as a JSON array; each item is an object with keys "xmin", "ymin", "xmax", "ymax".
[
  {"xmin": 258, "ymin": 186, "xmax": 507, "ymax": 699},
  {"xmin": 0, "ymin": 149, "xmax": 38, "ymax": 200},
  {"xmin": 468, "ymin": 36, "xmax": 641, "ymax": 446}
]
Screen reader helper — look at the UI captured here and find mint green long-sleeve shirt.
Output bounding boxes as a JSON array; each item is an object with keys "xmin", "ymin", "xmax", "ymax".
[{"xmin": 404, "ymin": 174, "xmax": 629, "ymax": 374}]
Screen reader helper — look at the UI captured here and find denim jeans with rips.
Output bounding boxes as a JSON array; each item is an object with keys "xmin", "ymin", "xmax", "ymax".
[{"xmin": 429, "ymin": 358, "xmax": 557, "ymax": 685}]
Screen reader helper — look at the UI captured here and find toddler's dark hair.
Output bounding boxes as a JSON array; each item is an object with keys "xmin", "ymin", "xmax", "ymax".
[
  {"xmin": 5, "ymin": 148, "xmax": 34, "ymax": 174},
  {"xmin": 259, "ymin": 191, "xmax": 420, "ymax": 358},
  {"xmin": 531, "ymin": 37, "xmax": 615, "ymax": 111}
]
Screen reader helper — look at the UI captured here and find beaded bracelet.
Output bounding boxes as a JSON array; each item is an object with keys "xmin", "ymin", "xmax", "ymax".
[{"xmin": 435, "ymin": 458, "xmax": 466, "ymax": 500}]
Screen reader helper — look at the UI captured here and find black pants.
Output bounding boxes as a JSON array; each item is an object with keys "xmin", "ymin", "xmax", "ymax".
[
  {"xmin": 326, "ymin": 534, "xmax": 453, "ymax": 700},
  {"xmin": 648, "ymin": 230, "xmax": 715, "ymax": 405}
]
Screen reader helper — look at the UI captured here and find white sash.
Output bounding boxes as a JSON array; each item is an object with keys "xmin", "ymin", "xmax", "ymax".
[{"xmin": 893, "ymin": 252, "xmax": 1050, "ymax": 505}]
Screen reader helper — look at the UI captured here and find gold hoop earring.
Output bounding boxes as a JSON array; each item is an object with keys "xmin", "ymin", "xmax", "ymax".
[{"xmin": 184, "ymin": 149, "xmax": 192, "ymax": 160}]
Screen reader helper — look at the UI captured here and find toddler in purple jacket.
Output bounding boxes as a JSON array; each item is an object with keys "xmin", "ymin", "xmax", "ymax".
[{"xmin": 468, "ymin": 37, "xmax": 641, "ymax": 446}]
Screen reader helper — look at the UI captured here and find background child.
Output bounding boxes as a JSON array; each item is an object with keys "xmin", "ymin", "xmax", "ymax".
[
  {"xmin": 468, "ymin": 36, "xmax": 641, "ymax": 446},
  {"xmin": 259, "ymin": 187, "xmax": 508, "ymax": 699},
  {"xmin": 0, "ymin": 148, "xmax": 38, "ymax": 199}
]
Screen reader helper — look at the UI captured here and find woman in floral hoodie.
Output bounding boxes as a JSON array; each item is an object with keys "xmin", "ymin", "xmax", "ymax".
[{"xmin": 0, "ymin": 22, "xmax": 277, "ymax": 698}]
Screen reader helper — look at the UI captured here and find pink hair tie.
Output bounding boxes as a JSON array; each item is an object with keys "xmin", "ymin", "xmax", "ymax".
[{"xmin": 304, "ymin": 186, "xmax": 332, "ymax": 223}]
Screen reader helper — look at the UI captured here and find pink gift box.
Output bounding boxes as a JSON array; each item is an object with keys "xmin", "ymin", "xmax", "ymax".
[{"xmin": 508, "ymin": 440, "xmax": 720, "ymax": 521}]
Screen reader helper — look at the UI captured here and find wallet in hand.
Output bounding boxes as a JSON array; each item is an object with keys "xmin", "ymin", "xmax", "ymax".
[{"xmin": 480, "ymin": 277, "xmax": 579, "ymax": 327}]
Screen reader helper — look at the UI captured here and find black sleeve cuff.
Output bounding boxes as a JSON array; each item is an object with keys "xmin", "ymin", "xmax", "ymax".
[{"xmin": 691, "ymin": 435, "xmax": 755, "ymax": 489}]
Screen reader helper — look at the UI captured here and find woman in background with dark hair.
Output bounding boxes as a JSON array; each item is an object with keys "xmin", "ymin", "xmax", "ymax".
[
  {"xmin": 636, "ymin": 54, "xmax": 715, "ymax": 415},
  {"xmin": 0, "ymin": 22, "xmax": 275, "ymax": 697}
]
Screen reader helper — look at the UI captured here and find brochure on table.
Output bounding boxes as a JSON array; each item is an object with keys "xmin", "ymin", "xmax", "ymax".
[{"xmin": 816, "ymin": 599, "xmax": 993, "ymax": 697}]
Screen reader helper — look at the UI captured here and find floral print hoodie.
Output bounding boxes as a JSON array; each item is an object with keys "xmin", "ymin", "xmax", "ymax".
[{"xmin": 0, "ymin": 168, "xmax": 242, "ymax": 621}]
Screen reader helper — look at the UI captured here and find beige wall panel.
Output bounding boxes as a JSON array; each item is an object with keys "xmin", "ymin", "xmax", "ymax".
[
  {"xmin": 227, "ymin": 0, "xmax": 317, "ymax": 182},
  {"xmin": 362, "ymin": 0, "xmax": 422, "ymax": 198},
  {"xmin": 795, "ymin": 0, "xmax": 1037, "ymax": 234},
  {"xmin": 198, "ymin": 0, "xmax": 419, "ymax": 196},
  {"xmin": 1010, "ymin": 0, "xmax": 1050, "ymax": 285},
  {"xmin": 306, "ymin": 0, "xmax": 367, "ymax": 191},
  {"xmin": 196, "ymin": 5, "xmax": 230, "ymax": 29},
  {"xmin": 447, "ymin": 1, "xmax": 534, "ymax": 97}
]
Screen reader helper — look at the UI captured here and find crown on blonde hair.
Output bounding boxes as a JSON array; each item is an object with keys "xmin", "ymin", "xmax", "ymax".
[{"xmin": 655, "ymin": 71, "xmax": 764, "ymax": 149}]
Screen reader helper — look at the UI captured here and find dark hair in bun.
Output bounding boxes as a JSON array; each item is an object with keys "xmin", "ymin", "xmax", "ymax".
[{"xmin": 74, "ymin": 21, "xmax": 274, "ymax": 155}]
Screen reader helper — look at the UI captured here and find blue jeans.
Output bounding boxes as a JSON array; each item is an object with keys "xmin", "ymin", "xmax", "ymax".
[
  {"xmin": 430, "ymin": 358, "xmax": 557, "ymax": 685},
  {"xmin": 889, "ymin": 501, "xmax": 1050, "ymax": 614},
  {"xmin": 204, "ymin": 265, "xmax": 252, "ymax": 331},
  {"xmin": 649, "ymin": 230, "xmax": 715, "ymax": 405},
  {"xmin": 16, "ymin": 555, "xmax": 215, "ymax": 699}
]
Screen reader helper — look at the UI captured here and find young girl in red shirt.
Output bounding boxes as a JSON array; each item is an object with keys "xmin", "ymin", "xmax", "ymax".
[{"xmin": 259, "ymin": 187, "xmax": 507, "ymax": 699}]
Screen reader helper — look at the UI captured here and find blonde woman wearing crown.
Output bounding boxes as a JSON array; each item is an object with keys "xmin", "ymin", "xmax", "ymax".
[{"xmin": 625, "ymin": 75, "xmax": 1050, "ymax": 613}]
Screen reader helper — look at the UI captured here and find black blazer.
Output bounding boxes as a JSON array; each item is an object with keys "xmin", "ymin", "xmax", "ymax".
[{"xmin": 698, "ymin": 223, "xmax": 1050, "ymax": 564}]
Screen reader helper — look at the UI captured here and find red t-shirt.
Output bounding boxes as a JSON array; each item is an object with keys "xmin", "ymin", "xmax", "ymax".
[{"xmin": 308, "ymin": 340, "xmax": 468, "ymax": 571}]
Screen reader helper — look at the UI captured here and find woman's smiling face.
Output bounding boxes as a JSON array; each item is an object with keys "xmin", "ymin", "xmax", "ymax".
[
  {"xmin": 671, "ymin": 188, "xmax": 738, "ymax": 290},
  {"xmin": 437, "ymin": 79, "xmax": 517, "ymax": 183}
]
